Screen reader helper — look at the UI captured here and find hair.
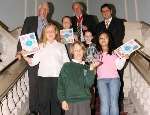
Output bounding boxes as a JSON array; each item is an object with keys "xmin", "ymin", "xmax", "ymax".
[
  {"xmin": 101, "ymin": 4, "xmax": 112, "ymax": 12},
  {"xmin": 62, "ymin": 16, "xmax": 72, "ymax": 23},
  {"xmin": 40, "ymin": 23, "xmax": 60, "ymax": 46},
  {"xmin": 72, "ymin": 2, "xmax": 84, "ymax": 13},
  {"xmin": 70, "ymin": 41, "xmax": 86, "ymax": 59},
  {"xmin": 83, "ymin": 30, "xmax": 93, "ymax": 36},
  {"xmin": 96, "ymin": 31, "xmax": 113, "ymax": 55}
]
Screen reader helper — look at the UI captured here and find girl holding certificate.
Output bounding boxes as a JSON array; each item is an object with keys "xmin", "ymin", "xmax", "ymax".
[
  {"xmin": 96, "ymin": 31, "xmax": 129, "ymax": 115},
  {"xmin": 21, "ymin": 23, "xmax": 69, "ymax": 115}
]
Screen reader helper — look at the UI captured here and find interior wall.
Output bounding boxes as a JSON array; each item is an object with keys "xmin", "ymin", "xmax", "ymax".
[{"xmin": 0, "ymin": 0, "xmax": 150, "ymax": 30}]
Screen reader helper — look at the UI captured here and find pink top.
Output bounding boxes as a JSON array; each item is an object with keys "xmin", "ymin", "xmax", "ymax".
[{"xmin": 96, "ymin": 52, "xmax": 119, "ymax": 79}]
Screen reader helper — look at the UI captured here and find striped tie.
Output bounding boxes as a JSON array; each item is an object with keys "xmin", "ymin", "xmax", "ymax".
[
  {"xmin": 38, "ymin": 18, "xmax": 48, "ymax": 39},
  {"xmin": 77, "ymin": 24, "xmax": 82, "ymax": 40},
  {"xmin": 105, "ymin": 20, "xmax": 109, "ymax": 29}
]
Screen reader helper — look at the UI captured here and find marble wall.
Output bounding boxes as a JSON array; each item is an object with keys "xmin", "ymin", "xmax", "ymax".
[{"xmin": 0, "ymin": 26, "xmax": 17, "ymax": 71}]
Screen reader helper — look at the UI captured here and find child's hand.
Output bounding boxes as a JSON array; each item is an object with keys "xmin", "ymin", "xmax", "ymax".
[
  {"xmin": 62, "ymin": 101, "xmax": 69, "ymax": 111},
  {"xmin": 21, "ymin": 50, "xmax": 28, "ymax": 57},
  {"xmin": 16, "ymin": 52, "xmax": 22, "ymax": 60},
  {"xmin": 90, "ymin": 61, "xmax": 100, "ymax": 70},
  {"xmin": 122, "ymin": 54, "xmax": 129, "ymax": 60}
]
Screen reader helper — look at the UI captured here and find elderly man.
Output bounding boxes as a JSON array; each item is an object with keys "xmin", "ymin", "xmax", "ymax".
[
  {"xmin": 16, "ymin": 2, "xmax": 50, "ymax": 115},
  {"xmin": 71, "ymin": 2, "xmax": 98, "ymax": 41}
]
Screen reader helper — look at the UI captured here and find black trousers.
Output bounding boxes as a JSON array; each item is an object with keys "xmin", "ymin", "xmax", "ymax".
[
  {"xmin": 28, "ymin": 65, "xmax": 39, "ymax": 113},
  {"xmin": 38, "ymin": 77, "xmax": 61, "ymax": 115}
]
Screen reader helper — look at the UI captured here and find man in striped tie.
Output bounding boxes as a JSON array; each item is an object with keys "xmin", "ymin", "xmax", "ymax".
[{"xmin": 16, "ymin": 2, "xmax": 51, "ymax": 115}]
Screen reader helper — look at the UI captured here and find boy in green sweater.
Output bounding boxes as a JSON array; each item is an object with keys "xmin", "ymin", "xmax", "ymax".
[{"xmin": 57, "ymin": 41, "xmax": 99, "ymax": 115}]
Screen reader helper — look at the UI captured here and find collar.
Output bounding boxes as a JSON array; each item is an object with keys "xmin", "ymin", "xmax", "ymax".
[
  {"xmin": 104, "ymin": 17, "xmax": 112, "ymax": 24},
  {"xmin": 47, "ymin": 40, "xmax": 57, "ymax": 45},
  {"xmin": 72, "ymin": 59, "xmax": 85, "ymax": 65}
]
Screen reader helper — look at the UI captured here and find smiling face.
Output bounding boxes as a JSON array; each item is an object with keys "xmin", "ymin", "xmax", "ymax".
[
  {"xmin": 38, "ymin": 2, "xmax": 49, "ymax": 19},
  {"xmin": 44, "ymin": 25, "xmax": 57, "ymax": 43},
  {"xmin": 62, "ymin": 17, "xmax": 72, "ymax": 29},
  {"xmin": 72, "ymin": 43, "xmax": 85, "ymax": 61},
  {"xmin": 72, "ymin": 3, "xmax": 83, "ymax": 17},
  {"xmin": 99, "ymin": 33, "xmax": 109, "ymax": 48},
  {"xmin": 101, "ymin": 6, "xmax": 112, "ymax": 20},
  {"xmin": 84, "ymin": 31, "xmax": 93, "ymax": 44}
]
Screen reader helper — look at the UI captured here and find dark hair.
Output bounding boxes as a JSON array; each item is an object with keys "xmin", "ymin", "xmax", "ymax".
[
  {"xmin": 61, "ymin": 16, "xmax": 72, "ymax": 23},
  {"xmin": 101, "ymin": 4, "xmax": 112, "ymax": 12},
  {"xmin": 96, "ymin": 31, "xmax": 113, "ymax": 55}
]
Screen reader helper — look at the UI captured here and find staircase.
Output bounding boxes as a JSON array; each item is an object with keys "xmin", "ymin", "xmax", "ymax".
[{"xmin": 0, "ymin": 21, "xmax": 150, "ymax": 115}]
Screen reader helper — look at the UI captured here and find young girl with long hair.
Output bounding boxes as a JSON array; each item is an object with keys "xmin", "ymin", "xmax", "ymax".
[
  {"xmin": 22, "ymin": 23, "xmax": 69, "ymax": 115},
  {"xmin": 96, "ymin": 31, "xmax": 128, "ymax": 115}
]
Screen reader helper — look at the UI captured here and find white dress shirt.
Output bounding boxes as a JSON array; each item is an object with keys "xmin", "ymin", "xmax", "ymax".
[
  {"xmin": 30, "ymin": 40, "xmax": 70, "ymax": 77},
  {"xmin": 105, "ymin": 17, "xmax": 112, "ymax": 28}
]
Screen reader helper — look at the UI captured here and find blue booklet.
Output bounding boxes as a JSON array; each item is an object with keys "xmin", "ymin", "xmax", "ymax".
[
  {"xmin": 60, "ymin": 28, "xmax": 74, "ymax": 44},
  {"xmin": 114, "ymin": 39, "xmax": 141, "ymax": 58},
  {"xmin": 19, "ymin": 32, "xmax": 39, "ymax": 55}
]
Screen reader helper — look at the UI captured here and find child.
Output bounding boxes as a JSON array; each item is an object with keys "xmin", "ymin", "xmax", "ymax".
[
  {"xmin": 61, "ymin": 16, "xmax": 79, "ymax": 59},
  {"xmin": 57, "ymin": 41, "xmax": 99, "ymax": 115},
  {"xmin": 83, "ymin": 30, "xmax": 98, "ymax": 64},
  {"xmin": 21, "ymin": 23, "xmax": 70, "ymax": 115},
  {"xmin": 96, "ymin": 31, "xmax": 129, "ymax": 115}
]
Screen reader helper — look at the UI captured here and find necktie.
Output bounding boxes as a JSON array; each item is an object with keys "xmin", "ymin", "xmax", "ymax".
[
  {"xmin": 77, "ymin": 16, "xmax": 83, "ymax": 41},
  {"xmin": 105, "ymin": 20, "xmax": 109, "ymax": 29},
  {"xmin": 38, "ymin": 18, "xmax": 48, "ymax": 39}
]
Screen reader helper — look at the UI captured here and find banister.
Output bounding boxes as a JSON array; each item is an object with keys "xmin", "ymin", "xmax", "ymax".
[
  {"xmin": 0, "ymin": 65, "xmax": 28, "ymax": 101},
  {"xmin": 130, "ymin": 50, "xmax": 150, "ymax": 85}
]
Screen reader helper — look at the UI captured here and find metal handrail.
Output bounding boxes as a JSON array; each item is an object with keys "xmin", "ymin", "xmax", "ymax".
[{"xmin": 0, "ymin": 65, "xmax": 28, "ymax": 101}]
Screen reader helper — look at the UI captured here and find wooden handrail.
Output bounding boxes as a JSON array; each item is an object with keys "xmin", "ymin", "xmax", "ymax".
[
  {"xmin": 9, "ymin": 26, "xmax": 22, "ymax": 33},
  {"xmin": 130, "ymin": 50, "xmax": 150, "ymax": 85}
]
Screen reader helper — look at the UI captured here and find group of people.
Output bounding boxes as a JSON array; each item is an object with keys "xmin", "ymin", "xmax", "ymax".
[{"xmin": 16, "ymin": 1, "xmax": 128, "ymax": 115}]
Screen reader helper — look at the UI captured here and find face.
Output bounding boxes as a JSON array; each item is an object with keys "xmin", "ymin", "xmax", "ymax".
[
  {"xmin": 101, "ymin": 7, "xmax": 112, "ymax": 20},
  {"xmin": 38, "ymin": 3, "xmax": 49, "ymax": 18},
  {"xmin": 45, "ymin": 25, "xmax": 57, "ymax": 42},
  {"xmin": 73, "ymin": 44, "xmax": 84, "ymax": 61},
  {"xmin": 73, "ymin": 3, "xmax": 82, "ymax": 16},
  {"xmin": 84, "ymin": 32, "xmax": 93, "ymax": 44},
  {"xmin": 62, "ymin": 17, "xmax": 72, "ymax": 29},
  {"xmin": 99, "ymin": 33, "xmax": 109, "ymax": 47}
]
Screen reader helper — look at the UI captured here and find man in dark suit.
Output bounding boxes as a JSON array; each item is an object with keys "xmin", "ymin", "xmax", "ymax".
[
  {"xmin": 96, "ymin": 4, "xmax": 125, "ymax": 112},
  {"xmin": 71, "ymin": 2, "xmax": 98, "ymax": 41},
  {"xmin": 16, "ymin": 2, "xmax": 50, "ymax": 115}
]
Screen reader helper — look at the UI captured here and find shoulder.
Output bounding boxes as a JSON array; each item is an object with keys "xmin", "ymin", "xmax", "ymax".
[
  {"xmin": 112, "ymin": 17, "xmax": 124, "ymax": 24},
  {"xmin": 96, "ymin": 21, "xmax": 104, "ymax": 27},
  {"xmin": 25, "ymin": 16, "xmax": 37, "ymax": 21},
  {"xmin": 56, "ymin": 42, "xmax": 65, "ymax": 47},
  {"xmin": 62, "ymin": 62, "xmax": 73, "ymax": 69}
]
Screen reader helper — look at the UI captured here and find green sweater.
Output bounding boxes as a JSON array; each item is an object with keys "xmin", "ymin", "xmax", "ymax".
[{"xmin": 57, "ymin": 61, "xmax": 95, "ymax": 103}]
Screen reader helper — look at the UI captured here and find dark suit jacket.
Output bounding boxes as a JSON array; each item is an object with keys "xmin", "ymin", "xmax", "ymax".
[
  {"xmin": 17, "ymin": 16, "xmax": 38, "ymax": 52},
  {"xmin": 96, "ymin": 17, "xmax": 125, "ymax": 49},
  {"xmin": 71, "ymin": 14, "xmax": 99, "ymax": 35}
]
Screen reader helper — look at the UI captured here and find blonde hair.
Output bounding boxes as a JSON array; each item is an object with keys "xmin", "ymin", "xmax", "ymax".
[
  {"xmin": 70, "ymin": 41, "xmax": 86, "ymax": 59},
  {"xmin": 40, "ymin": 23, "xmax": 60, "ymax": 46}
]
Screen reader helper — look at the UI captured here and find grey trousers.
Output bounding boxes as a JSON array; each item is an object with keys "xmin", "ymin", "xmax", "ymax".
[{"xmin": 65, "ymin": 100, "xmax": 91, "ymax": 115}]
